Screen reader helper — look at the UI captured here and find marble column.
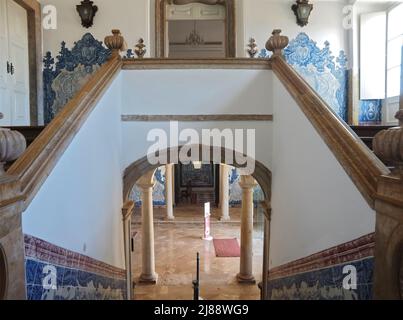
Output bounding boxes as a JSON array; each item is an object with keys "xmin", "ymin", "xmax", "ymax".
[
  {"xmin": 122, "ymin": 201, "xmax": 134, "ymax": 300},
  {"xmin": 137, "ymin": 171, "xmax": 158, "ymax": 284},
  {"xmin": 261, "ymin": 202, "xmax": 272, "ymax": 300},
  {"xmin": 165, "ymin": 164, "xmax": 175, "ymax": 220},
  {"xmin": 220, "ymin": 164, "xmax": 230, "ymax": 221},
  {"xmin": 237, "ymin": 175, "xmax": 257, "ymax": 284}
]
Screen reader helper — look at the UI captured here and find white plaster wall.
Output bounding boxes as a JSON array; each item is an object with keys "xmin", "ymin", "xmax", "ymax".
[
  {"xmin": 40, "ymin": 0, "xmax": 151, "ymax": 57},
  {"xmin": 121, "ymin": 69, "xmax": 272, "ymax": 114},
  {"xmin": 120, "ymin": 69, "xmax": 273, "ymax": 170},
  {"xmin": 22, "ymin": 74, "xmax": 125, "ymax": 269},
  {"xmin": 39, "ymin": 0, "xmax": 349, "ymax": 58},
  {"xmin": 270, "ymin": 74, "xmax": 375, "ymax": 269},
  {"xmin": 242, "ymin": 0, "xmax": 349, "ymax": 57},
  {"xmin": 122, "ymin": 121, "xmax": 273, "ymax": 172}
]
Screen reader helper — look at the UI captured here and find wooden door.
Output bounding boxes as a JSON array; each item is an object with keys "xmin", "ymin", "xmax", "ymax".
[
  {"xmin": 6, "ymin": 0, "xmax": 30, "ymax": 125},
  {"xmin": 0, "ymin": 0, "xmax": 10, "ymax": 125}
]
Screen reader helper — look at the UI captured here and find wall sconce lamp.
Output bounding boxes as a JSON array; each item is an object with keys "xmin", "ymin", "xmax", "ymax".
[
  {"xmin": 292, "ymin": 0, "xmax": 313, "ymax": 27},
  {"xmin": 76, "ymin": 0, "xmax": 98, "ymax": 28}
]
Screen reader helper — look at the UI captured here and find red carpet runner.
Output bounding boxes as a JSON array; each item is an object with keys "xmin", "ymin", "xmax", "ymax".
[{"xmin": 213, "ymin": 238, "xmax": 241, "ymax": 257}]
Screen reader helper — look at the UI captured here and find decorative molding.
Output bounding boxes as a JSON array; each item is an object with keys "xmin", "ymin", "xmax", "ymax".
[
  {"xmin": 168, "ymin": 0, "xmax": 226, "ymax": 5},
  {"xmin": 14, "ymin": 0, "xmax": 43, "ymax": 125},
  {"xmin": 270, "ymin": 55, "xmax": 389, "ymax": 209},
  {"xmin": 43, "ymin": 33, "xmax": 111, "ymax": 123},
  {"xmin": 155, "ymin": 0, "xmax": 235, "ymax": 58},
  {"xmin": 121, "ymin": 114, "xmax": 273, "ymax": 122},
  {"xmin": 269, "ymin": 233, "xmax": 375, "ymax": 280},
  {"xmin": 122, "ymin": 58, "xmax": 271, "ymax": 70}
]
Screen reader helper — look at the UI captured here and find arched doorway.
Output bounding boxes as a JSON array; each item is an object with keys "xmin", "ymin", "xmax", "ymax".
[
  {"xmin": 123, "ymin": 145, "xmax": 272, "ymax": 300},
  {"xmin": 155, "ymin": 0, "xmax": 236, "ymax": 58},
  {"xmin": 123, "ymin": 145, "xmax": 271, "ymax": 203}
]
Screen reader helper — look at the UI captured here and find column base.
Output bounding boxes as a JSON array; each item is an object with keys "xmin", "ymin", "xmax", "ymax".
[
  {"xmin": 219, "ymin": 216, "xmax": 231, "ymax": 222},
  {"xmin": 139, "ymin": 273, "xmax": 158, "ymax": 284},
  {"xmin": 165, "ymin": 216, "xmax": 175, "ymax": 221},
  {"xmin": 237, "ymin": 273, "xmax": 256, "ymax": 284}
]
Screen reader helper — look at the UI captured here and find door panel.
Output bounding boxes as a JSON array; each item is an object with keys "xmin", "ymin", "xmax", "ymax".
[
  {"xmin": 7, "ymin": 0, "xmax": 30, "ymax": 125},
  {"xmin": 0, "ymin": 0, "xmax": 10, "ymax": 125}
]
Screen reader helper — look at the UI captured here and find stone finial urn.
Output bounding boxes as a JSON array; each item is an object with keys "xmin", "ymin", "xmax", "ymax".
[
  {"xmin": 134, "ymin": 38, "xmax": 147, "ymax": 58},
  {"xmin": 247, "ymin": 38, "xmax": 258, "ymax": 58},
  {"xmin": 104, "ymin": 29, "xmax": 125, "ymax": 56},
  {"xmin": 266, "ymin": 29, "xmax": 289, "ymax": 57},
  {"xmin": 373, "ymin": 110, "xmax": 403, "ymax": 174},
  {"xmin": 0, "ymin": 128, "xmax": 26, "ymax": 174}
]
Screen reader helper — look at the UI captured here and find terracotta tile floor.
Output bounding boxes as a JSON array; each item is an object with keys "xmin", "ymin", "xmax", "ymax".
[{"xmin": 131, "ymin": 206, "xmax": 264, "ymax": 300}]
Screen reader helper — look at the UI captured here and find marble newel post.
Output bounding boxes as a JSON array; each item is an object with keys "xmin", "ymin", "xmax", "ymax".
[
  {"xmin": 137, "ymin": 170, "xmax": 158, "ymax": 284},
  {"xmin": 0, "ymin": 127, "xmax": 27, "ymax": 299},
  {"xmin": 372, "ymin": 110, "xmax": 403, "ymax": 299},
  {"xmin": 220, "ymin": 164, "xmax": 230, "ymax": 221},
  {"xmin": 237, "ymin": 175, "xmax": 257, "ymax": 284},
  {"xmin": 165, "ymin": 164, "xmax": 175, "ymax": 220}
]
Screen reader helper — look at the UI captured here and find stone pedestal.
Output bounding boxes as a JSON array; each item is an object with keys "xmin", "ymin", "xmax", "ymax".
[
  {"xmin": 372, "ymin": 110, "xmax": 403, "ymax": 299},
  {"xmin": 237, "ymin": 175, "xmax": 257, "ymax": 284},
  {"xmin": 0, "ymin": 176, "xmax": 26, "ymax": 300},
  {"xmin": 0, "ymin": 127, "xmax": 27, "ymax": 299}
]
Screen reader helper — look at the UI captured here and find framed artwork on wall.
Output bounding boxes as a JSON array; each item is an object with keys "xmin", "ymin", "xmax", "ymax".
[{"xmin": 180, "ymin": 163, "xmax": 214, "ymax": 188}]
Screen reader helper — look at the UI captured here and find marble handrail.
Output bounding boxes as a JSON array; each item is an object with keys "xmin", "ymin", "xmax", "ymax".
[
  {"xmin": 4, "ymin": 54, "xmax": 122, "ymax": 211},
  {"xmin": 269, "ymin": 44, "xmax": 389, "ymax": 209}
]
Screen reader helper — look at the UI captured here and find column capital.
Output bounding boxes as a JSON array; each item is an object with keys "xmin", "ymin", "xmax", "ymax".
[
  {"xmin": 239, "ymin": 175, "xmax": 258, "ymax": 190},
  {"xmin": 136, "ymin": 169, "xmax": 156, "ymax": 190}
]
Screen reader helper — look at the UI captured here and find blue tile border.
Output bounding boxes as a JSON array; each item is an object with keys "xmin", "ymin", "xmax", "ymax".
[
  {"xmin": 267, "ymin": 257, "xmax": 374, "ymax": 300},
  {"xmin": 25, "ymin": 258, "xmax": 127, "ymax": 300}
]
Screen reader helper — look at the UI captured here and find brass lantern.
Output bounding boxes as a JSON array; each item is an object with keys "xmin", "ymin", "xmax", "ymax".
[
  {"xmin": 76, "ymin": 0, "xmax": 98, "ymax": 28},
  {"xmin": 292, "ymin": 0, "xmax": 313, "ymax": 27}
]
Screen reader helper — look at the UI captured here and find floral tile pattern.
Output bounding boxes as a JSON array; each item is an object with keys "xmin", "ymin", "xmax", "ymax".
[
  {"xmin": 267, "ymin": 234, "xmax": 375, "ymax": 300},
  {"xmin": 284, "ymin": 33, "xmax": 349, "ymax": 122},
  {"xmin": 359, "ymin": 100, "xmax": 382, "ymax": 123},
  {"xmin": 43, "ymin": 33, "xmax": 111, "ymax": 123},
  {"xmin": 24, "ymin": 235, "xmax": 126, "ymax": 300}
]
